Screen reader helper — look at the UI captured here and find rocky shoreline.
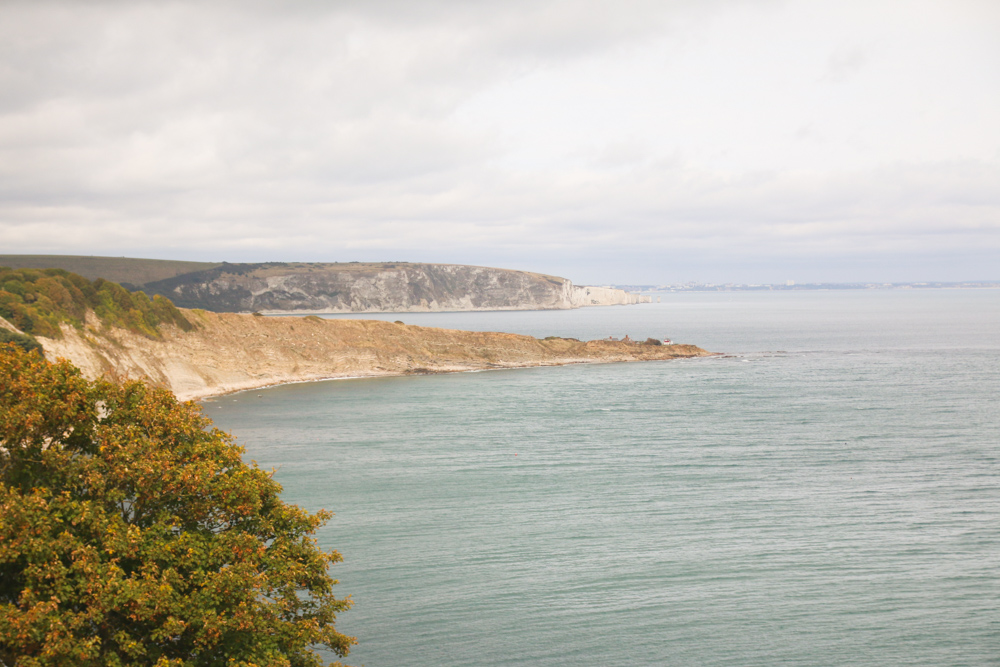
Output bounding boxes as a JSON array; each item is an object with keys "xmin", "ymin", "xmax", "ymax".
[{"xmin": 35, "ymin": 310, "xmax": 714, "ymax": 401}]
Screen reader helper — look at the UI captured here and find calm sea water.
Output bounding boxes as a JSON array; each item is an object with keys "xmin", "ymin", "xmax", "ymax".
[{"xmin": 208, "ymin": 290, "xmax": 1000, "ymax": 666}]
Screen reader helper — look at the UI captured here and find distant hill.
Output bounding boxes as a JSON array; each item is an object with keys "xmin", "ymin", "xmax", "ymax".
[
  {"xmin": 0, "ymin": 255, "xmax": 221, "ymax": 289},
  {"xmin": 140, "ymin": 261, "xmax": 647, "ymax": 313},
  {"xmin": 0, "ymin": 256, "xmax": 647, "ymax": 313}
]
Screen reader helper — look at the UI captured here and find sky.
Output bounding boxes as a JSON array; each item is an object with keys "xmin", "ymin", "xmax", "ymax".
[{"xmin": 1, "ymin": 0, "xmax": 998, "ymax": 285}]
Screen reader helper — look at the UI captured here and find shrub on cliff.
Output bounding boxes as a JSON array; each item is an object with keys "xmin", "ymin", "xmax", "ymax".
[
  {"xmin": 0, "ymin": 329, "xmax": 42, "ymax": 354},
  {"xmin": 0, "ymin": 344, "xmax": 354, "ymax": 666},
  {"xmin": 0, "ymin": 267, "xmax": 193, "ymax": 339}
]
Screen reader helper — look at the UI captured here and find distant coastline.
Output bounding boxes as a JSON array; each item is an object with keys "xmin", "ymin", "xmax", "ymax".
[
  {"xmin": 0, "ymin": 255, "xmax": 649, "ymax": 313},
  {"xmin": 614, "ymin": 281, "xmax": 1000, "ymax": 292}
]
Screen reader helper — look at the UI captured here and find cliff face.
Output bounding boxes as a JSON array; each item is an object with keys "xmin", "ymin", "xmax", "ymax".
[
  {"xmin": 35, "ymin": 310, "xmax": 712, "ymax": 401},
  {"xmin": 565, "ymin": 284, "xmax": 644, "ymax": 307},
  {"xmin": 142, "ymin": 263, "xmax": 648, "ymax": 313}
]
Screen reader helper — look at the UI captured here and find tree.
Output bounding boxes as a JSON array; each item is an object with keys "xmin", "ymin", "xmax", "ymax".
[{"xmin": 0, "ymin": 344, "xmax": 354, "ymax": 666}]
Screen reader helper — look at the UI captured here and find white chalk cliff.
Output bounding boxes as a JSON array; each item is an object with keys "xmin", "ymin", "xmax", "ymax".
[{"xmin": 142, "ymin": 262, "xmax": 649, "ymax": 313}]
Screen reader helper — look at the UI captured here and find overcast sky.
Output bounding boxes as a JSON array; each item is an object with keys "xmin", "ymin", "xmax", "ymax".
[{"xmin": 1, "ymin": 0, "xmax": 997, "ymax": 284}]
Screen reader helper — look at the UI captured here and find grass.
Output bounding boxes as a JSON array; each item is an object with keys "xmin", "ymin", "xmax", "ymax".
[{"xmin": 0, "ymin": 255, "xmax": 221, "ymax": 288}]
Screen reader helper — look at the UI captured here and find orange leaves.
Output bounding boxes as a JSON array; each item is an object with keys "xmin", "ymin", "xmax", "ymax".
[
  {"xmin": 0, "ymin": 346, "xmax": 354, "ymax": 665},
  {"xmin": 0, "ymin": 348, "xmax": 96, "ymax": 465}
]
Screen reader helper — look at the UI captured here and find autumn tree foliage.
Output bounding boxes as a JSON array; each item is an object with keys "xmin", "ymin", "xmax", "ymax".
[
  {"xmin": 0, "ymin": 267, "xmax": 193, "ymax": 339},
  {"xmin": 0, "ymin": 345, "xmax": 354, "ymax": 666}
]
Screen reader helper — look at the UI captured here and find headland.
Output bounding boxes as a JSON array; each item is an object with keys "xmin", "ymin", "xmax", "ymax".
[{"xmin": 35, "ymin": 310, "xmax": 713, "ymax": 401}]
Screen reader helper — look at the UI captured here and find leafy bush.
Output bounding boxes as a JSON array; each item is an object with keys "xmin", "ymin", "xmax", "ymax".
[
  {"xmin": 644, "ymin": 338, "xmax": 663, "ymax": 346},
  {"xmin": 0, "ymin": 329, "xmax": 43, "ymax": 354},
  {"xmin": 0, "ymin": 346, "xmax": 354, "ymax": 666},
  {"xmin": 0, "ymin": 267, "xmax": 193, "ymax": 339}
]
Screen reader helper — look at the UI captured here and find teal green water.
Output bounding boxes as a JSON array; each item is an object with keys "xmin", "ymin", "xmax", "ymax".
[{"xmin": 208, "ymin": 291, "xmax": 1000, "ymax": 666}]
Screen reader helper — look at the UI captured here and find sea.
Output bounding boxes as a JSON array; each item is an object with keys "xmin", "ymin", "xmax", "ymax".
[{"xmin": 206, "ymin": 289, "xmax": 1000, "ymax": 666}]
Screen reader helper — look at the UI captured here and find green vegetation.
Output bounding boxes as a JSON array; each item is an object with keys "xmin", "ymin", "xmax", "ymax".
[
  {"xmin": 0, "ymin": 255, "xmax": 220, "ymax": 288},
  {"xmin": 0, "ymin": 345, "xmax": 354, "ymax": 666},
  {"xmin": 0, "ymin": 329, "xmax": 42, "ymax": 354},
  {"xmin": 0, "ymin": 267, "xmax": 193, "ymax": 339},
  {"xmin": 644, "ymin": 338, "xmax": 663, "ymax": 346}
]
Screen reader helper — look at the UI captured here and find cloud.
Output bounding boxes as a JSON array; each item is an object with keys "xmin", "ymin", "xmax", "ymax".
[
  {"xmin": 822, "ymin": 46, "xmax": 869, "ymax": 83},
  {"xmin": 0, "ymin": 0, "xmax": 997, "ymax": 282}
]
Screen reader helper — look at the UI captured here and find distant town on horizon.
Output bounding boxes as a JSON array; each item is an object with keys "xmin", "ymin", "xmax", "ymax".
[{"xmin": 613, "ymin": 281, "xmax": 1000, "ymax": 292}]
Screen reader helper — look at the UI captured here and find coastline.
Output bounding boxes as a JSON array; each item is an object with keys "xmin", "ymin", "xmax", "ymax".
[
  {"xmin": 257, "ymin": 300, "xmax": 646, "ymax": 315},
  {"xmin": 195, "ymin": 355, "xmax": 713, "ymax": 402},
  {"xmin": 35, "ymin": 310, "xmax": 715, "ymax": 402}
]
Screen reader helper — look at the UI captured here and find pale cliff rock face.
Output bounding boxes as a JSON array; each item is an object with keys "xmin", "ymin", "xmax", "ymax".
[
  {"xmin": 142, "ymin": 263, "xmax": 648, "ymax": 313},
  {"xmin": 565, "ymin": 284, "xmax": 644, "ymax": 307},
  {"xmin": 35, "ymin": 310, "xmax": 712, "ymax": 401}
]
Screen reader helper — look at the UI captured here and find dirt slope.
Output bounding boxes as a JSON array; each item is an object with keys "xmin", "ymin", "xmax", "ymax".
[{"xmin": 36, "ymin": 310, "xmax": 713, "ymax": 400}]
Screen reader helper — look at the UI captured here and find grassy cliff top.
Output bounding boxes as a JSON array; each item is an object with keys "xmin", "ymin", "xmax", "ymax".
[
  {"xmin": 0, "ymin": 255, "xmax": 221, "ymax": 288},
  {"xmin": 242, "ymin": 261, "xmax": 565, "ymax": 281},
  {"xmin": 0, "ymin": 256, "xmax": 568, "ymax": 287}
]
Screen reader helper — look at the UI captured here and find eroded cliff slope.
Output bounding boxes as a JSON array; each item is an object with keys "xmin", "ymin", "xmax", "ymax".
[{"xmin": 35, "ymin": 310, "xmax": 711, "ymax": 401}]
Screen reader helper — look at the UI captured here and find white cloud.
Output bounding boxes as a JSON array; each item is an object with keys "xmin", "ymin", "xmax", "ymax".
[{"xmin": 0, "ymin": 0, "xmax": 997, "ymax": 282}]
